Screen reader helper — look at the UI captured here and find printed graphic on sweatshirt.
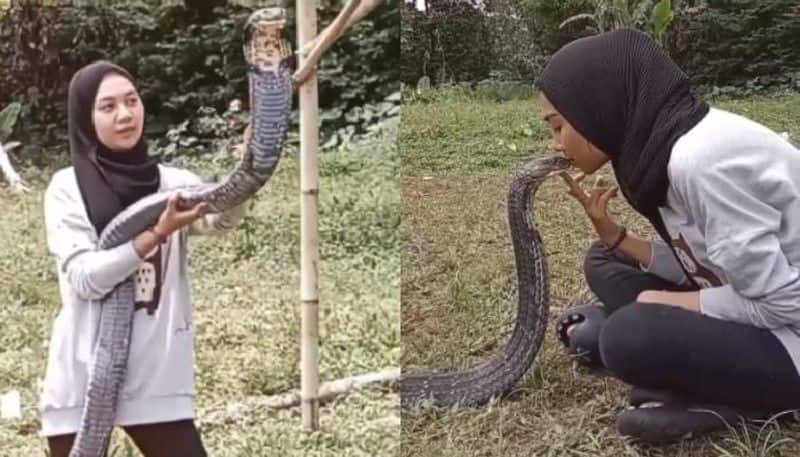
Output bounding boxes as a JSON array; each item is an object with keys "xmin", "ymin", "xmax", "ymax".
[
  {"xmin": 134, "ymin": 245, "xmax": 162, "ymax": 315},
  {"xmin": 672, "ymin": 232, "xmax": 724, "ymax": 288}
]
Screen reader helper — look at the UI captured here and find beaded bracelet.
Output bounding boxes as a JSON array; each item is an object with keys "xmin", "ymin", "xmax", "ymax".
[{"xmin": 605, "ymin": 226, "xmax": 627, "ymax": 252}]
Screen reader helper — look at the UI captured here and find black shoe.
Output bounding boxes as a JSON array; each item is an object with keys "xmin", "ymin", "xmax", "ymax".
[
  {"xmin": 555, "ymin": 303, "xmax": 608, "ymax": 370},
  {"xmin": 617, "ymin": 403, "xmax": 746, "ymax": 444},
  {"xmin": 627, "ymin": 386, "xmax": 781, "ymax": 422}
]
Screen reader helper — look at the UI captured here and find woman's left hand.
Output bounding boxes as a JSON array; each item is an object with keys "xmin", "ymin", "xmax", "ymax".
[
  {"xmin": 637, "ymin": 290, "xmax": 701, "ymax": 312},
  {"xmin": 154, "ymin": 192, "xmax": 209, "ymax": 236}
]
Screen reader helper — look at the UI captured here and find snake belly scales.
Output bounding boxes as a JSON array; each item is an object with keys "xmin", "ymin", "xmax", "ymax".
[
  {"xmin": 69, "ymin": 9, "xmax": 292, "ymax": 456},
  {"xmin": 401, "ymin": 155, "xmax": 573, "ymax": 409}
]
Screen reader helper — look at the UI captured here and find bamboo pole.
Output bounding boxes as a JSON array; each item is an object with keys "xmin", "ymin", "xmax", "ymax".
[
  {"xmin": 297, "ymin": 0, "xmax": 320, "ymax": 432},
  {"xmin": 292, "ymin": 0, "xmax": 384, "ymax": 432}
]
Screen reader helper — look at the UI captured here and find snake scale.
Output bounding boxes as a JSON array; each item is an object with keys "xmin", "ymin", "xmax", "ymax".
[
  {"xmin": 69, "ymin": 8, "xmax": 292, "ymax": 456},
  {"xmin": 401, "ymin": 155, "xmax": 573, "ymax": 409}
]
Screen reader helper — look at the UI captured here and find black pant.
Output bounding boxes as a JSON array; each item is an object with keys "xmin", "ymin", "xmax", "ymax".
[
  {"xmin": 47, "ymin": 419, "xmax": 207, "ymax": 457},
  {"xmin": 584, "ymin": 241, "xmax": 800, "ymax": 412}
]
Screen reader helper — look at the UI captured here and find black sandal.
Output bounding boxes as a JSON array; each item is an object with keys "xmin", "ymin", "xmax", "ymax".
[
  {"xmin": 619, "ymin": 386, "xmax": 776, "ymax": 443},
  {"xmin": 554, "ymin": 303, "xmax": 608, "ymax": 369},
  {"xmin": 617, "ymin": 402, "xmax": 746, "ymax": 443}
]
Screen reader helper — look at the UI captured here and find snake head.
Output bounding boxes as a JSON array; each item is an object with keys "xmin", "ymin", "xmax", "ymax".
[
  {"xmin": 516, "ymin": 155, "xmax": 574, "ymax": 179},
  {"xmin": 244, "ymin": 8, "xmax": 294, "ymax": 73}
]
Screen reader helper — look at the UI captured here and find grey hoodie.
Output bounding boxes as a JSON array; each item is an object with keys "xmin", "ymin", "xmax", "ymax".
[{"xmin": 641, "ymin": 107, "xmax": 800, "ymax": 373}]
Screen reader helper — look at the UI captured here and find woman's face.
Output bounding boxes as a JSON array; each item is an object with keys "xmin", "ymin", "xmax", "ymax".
[
  {"xmin": 92, "ymin": 73, "xmax": 144, "ymax": 152},
  {"xmin": 538, "ymin": 93, "xmax": 609, "ymax": 174}
]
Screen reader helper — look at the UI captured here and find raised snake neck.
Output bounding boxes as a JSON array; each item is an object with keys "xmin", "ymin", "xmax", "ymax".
[
  {"xmin": 400, "ymin": 155, "xmax": 572, "ymax": 409},
  {"xmin": 68, "ymin": 8, "xmax": 292, "ymax": 456}
]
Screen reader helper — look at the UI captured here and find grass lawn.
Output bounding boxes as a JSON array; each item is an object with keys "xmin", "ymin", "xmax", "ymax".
[
  {"xmin": 0, "ymin": 129, "xmax": 400, "ymax": 456},
  {"xmin": 400, "ymin": 87, "xmax": 800, "ymax": 457}
]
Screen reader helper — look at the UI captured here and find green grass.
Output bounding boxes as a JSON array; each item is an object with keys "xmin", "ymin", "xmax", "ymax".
[
  {"xmin": 0, "ymin": 129, "xmax": 400, "ymax": 456},
  {"xmin": 400, "ymin": 89, "xmax": 800, "ymax": 457}
]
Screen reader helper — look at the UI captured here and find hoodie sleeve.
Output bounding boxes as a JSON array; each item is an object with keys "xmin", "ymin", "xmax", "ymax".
[
  {"xmin": 44, "ymin": 173, "xmax": 143, "ymax": 301},
  {"xmin": 638, "ymin": 239, "xmax": 689, "ymax": 285},
  {"xmin": 672, "ymin": 141, "xmax": 800, "ymax": 329}
]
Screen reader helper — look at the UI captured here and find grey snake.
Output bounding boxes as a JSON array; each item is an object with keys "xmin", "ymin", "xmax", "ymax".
[
  {"xmin": 69, "ymin": 8, "xmax": 292, "ymax": 456},
  {"xmin": 400, "ymin": 155, "xmax": 573, "ymax": 408}
]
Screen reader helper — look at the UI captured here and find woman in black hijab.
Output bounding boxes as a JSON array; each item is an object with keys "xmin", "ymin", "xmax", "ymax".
[
  {"xmin": 41, "ymin": 60, "xmax": 220, "ymax": 456},
  {"xmin": 68, "ymin": 60, "xmax": 210, "ymax": 249},
  {"xmin": 537, "ymin": 29, "xmax": 800, "ymax": 442}
]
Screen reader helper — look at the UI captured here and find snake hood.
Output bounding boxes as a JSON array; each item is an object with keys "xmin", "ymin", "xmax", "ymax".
[
  {"xmin": 535, "ymin": 28, "xmax": 708, "ymax": 232},
  {"xmin": 68, "ymin": 60, "xmax": 160, "ymax": 235}
]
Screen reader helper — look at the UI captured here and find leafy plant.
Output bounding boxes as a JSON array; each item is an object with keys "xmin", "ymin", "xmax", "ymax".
[
  {"xmin": 559, "ymin": 0, "xmax": 674, "ymax": 45},
  {"xmin": 0, "ymin": 101, "xmax": 21, "ymax": 142},
  {"xmin": 647, "ymin": 0, "xmax": 673, "ymax": 45}
]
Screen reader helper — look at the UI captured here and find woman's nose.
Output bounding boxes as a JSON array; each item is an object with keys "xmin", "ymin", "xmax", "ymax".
[{"xmin": 117, "ymin": 103, "xmax": 132, "ymax": 122}]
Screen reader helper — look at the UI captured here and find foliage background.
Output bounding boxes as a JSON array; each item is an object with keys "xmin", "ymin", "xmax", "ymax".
[
  {"xmin": 0, "ymin": 0, "xmax": 400, "ymax": 158},
  {"xmin": 400, "ymin": 0, "xmax": 800, "ymax": 95}
]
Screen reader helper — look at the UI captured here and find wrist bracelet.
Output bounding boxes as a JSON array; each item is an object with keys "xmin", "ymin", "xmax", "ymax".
[
  {"xmin": 606, "ymin": 226, "xmax": 627, "ymax": 251},
  {"xmin": 149, "ymin": 227, "xmax": 168, "ymax": 244}
]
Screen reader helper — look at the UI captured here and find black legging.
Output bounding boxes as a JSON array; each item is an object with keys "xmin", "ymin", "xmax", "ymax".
[
  {"xmin": 47, "ymin": 419, "xmax": 206, "ymax": 457},
  {"xmin": 583, "ymin": 240, "xmax": 800, "ymax": 412}
]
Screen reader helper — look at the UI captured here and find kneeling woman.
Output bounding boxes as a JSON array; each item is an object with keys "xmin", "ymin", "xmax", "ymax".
[{"xmin": 538, "ymin": 29, "xmax": 800, "ymax": 443}]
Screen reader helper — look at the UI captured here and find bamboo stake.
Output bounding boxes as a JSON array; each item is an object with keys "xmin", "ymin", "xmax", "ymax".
[
  {"xmin": 293, "ymin": 0, "xmax": 360, "ymax": 86},
  {"xmin": 201, "ymin": 368, "xmax": 400, "ymax": 425},
  {"xmin": 297, "ymin": 0, "xmax": 320, "ymax": 432}
]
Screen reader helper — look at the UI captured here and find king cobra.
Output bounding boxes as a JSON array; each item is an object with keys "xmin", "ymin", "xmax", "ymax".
[
  {"xmin": 69, "ymin": 9, "xmax": 292, "ymax": 456},
  {"xmin": 401, "ymin": 155, "xmax": 573, "ymax": 408}
]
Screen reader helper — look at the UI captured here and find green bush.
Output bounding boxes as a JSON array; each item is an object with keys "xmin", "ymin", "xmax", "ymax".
[
  {"xmin": 400, "ymin": 2, "xmax": 491, "ymax": 85},
  {"xmin": 665, "ymin": 0, "xmax": 800, "ymax": 93},
  {"xmin": 510, "ymin": 0, "xmax": 799, "ymax": 94},
  {"xmin": 0, "ymin": 0, "xmax": 399, "ymax": 159},
  {"xmin": 512, "ymin": 0, "xmax": 592, "ymax": 54},
  {"xmin": 400, "ymin": 1, "xmax": 540, "ymax": 85}
]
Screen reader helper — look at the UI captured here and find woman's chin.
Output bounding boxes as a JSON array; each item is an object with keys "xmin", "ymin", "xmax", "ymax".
[{"xmin": 109, "ymin": 138, "xmax": 140, "ymax": 152}]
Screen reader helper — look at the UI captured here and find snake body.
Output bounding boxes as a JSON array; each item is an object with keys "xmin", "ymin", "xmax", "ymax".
[
  {"xmin": 69, "ymin": 9, "xmax": 292, "ymax": 456},
  {"xmin": 401, "ymin": 155, "xmax": 572, "ymax": 408}
]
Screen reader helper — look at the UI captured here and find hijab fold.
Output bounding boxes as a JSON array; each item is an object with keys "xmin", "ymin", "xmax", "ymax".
[
  {"xmin": 68, "ymin": 60, "xmax": 160, "ymax": 235},
  {"xmin": 535, "ymin": 29, "xmax": 709, "ymax": 248}
]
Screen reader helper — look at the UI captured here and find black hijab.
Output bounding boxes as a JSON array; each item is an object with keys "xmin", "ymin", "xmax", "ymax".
[
  {"xmin": 535, "ymin": 28, "xmax": 709, "ymax": 245},
  {"xmin": 68, "ymin": 60, "xmax": 160, "ymax": 235}
]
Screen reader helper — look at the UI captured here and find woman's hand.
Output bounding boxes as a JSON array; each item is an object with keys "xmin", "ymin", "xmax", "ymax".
[
  {"xmin": 637, "ymin": 290, "xmax": 701, "ymax": 312},
  {"xmin": 153, "ymin": 192, "xmax": 209, "ymax": 237},
  {"xmin": 560, "ymin": 171, "xmax": 622, "ymax": 245}
]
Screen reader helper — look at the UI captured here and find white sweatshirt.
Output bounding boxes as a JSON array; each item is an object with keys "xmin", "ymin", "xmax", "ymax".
[
  {"xmin": 39, "ymin": 164, "xmax": 245, "ymax": 436},
  {"xmin": 640, "ymin": 107, "xmax": 800, "ymax": 373}
]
